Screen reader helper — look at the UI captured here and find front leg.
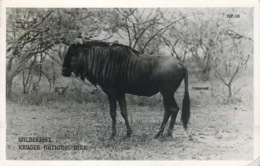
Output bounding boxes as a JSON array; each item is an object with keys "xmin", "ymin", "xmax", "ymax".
[{"xmin": 108, "ymin": 95, "xmax": 117, "ymax": 139}]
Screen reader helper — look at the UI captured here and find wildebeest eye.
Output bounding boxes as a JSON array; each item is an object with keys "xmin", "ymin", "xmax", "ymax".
[{"xmin": 71, "ymin": 55, "xmax": 79, "ymax": 61}]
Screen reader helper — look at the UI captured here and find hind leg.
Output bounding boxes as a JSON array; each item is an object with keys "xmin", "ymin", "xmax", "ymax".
[
  {"xmin": 154, "ymin": 94, "xmax": 175, "ymax": 139},
  {"xmin": 167, "ymin": 96, "xmax": 179, "ymax": 137},
  {"xmin": 117, "ymin": 93, "xmax": 132, "ymax": 137}
]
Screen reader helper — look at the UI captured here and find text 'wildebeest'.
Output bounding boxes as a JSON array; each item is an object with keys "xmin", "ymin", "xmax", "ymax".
[{"xmin": 62, "ymin": 38, "xmax": 190, "ymax": 139}]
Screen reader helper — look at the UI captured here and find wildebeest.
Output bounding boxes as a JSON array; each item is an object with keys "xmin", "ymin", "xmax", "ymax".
[{"xmin": 62, "ymin": 38, "xmax": 190, "ymax": 139}]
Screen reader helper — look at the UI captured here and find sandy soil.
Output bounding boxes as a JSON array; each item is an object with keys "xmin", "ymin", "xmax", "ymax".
[{"xmin": 6, "ymin": 89, "xmax": 253, "ymax": 160}]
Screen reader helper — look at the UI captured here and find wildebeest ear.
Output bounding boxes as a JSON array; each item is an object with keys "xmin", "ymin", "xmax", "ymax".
[{"xmin": 74, "ymin": 38, "xmax": 83, "ymax": 45}]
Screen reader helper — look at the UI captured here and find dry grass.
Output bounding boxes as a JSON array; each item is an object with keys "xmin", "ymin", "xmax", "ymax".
[{"xmin": 6, "ymin": 75, "xmax": 253, "ymax": 160}]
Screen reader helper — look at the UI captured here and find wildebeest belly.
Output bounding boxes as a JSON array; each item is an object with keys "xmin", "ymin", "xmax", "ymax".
[{"xmin": 123, "ymin": 80, "xmax": 160, "ymax": 97}]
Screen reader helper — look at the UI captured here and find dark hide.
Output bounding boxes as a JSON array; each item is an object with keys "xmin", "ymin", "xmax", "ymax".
[{"xmin": 62, "ymin": 40, "xmax": 190, "ymax": 138}]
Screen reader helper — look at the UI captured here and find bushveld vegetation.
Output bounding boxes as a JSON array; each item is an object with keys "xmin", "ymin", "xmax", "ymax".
[{"xmin": 6, "ymin": 8, "xmax": 253, "ymax": 160}]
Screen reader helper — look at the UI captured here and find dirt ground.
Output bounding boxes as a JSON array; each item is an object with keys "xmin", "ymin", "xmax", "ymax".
[{"xmin": 6, "ymin": 84, "xmax": 253, "ymax": 160}]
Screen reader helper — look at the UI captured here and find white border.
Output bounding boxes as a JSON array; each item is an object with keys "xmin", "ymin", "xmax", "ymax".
[
  {"xmin": 254, "ymin": 0, "xmax": 260, "ymax": 164},
  {"xmin": 1, "ymin": 0, "xmax": 259, "ymax": 8},
  {"xmin": 0, "ymin": 0, "xmax": 259, "ymax": 166}
]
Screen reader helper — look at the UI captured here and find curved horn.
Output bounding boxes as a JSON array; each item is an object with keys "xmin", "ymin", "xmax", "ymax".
[{"xmin": 73, "ymin": 38, "xmax": 83, "ymax": 45}]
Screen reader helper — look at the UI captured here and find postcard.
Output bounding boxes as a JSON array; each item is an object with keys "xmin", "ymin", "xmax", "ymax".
[{"xmin": 1, "ymin": 0, "xmax": 259, "ymax": 166}]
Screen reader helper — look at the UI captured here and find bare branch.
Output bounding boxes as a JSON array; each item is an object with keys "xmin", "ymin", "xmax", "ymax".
[
  {"xmin": 44, "ymin": 51, "xmax": 63, "ymax": 66},
  {"xmin": 133, "ymin": 21, "xmax": 159, "ymax": 49},
  {"xmin": 16, "ymin": 12, "xmax": 52, "ymax": 42},
  {"xmin": 215, "ymin": 69, "xmax": 229, "ymax": 86},
  {"xmin": 17, "ymin": 43, "xmax": 54, "ymax": 71},
  {"xmin": 125, "ymin": 19, "xmax": 132, "ymax": 47},
  {"xmin": 233, "ymin": 84, "xmax": 247, "ymax": 97},
  {"xmin": 229, "ymin": 54, "xmax": 249, "ymax": 85}
]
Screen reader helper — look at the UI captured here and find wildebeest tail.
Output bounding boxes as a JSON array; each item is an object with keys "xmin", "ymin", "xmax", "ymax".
[{"xmin": 181, "ymin": 66, "xmax": 190, "ymax": 130}]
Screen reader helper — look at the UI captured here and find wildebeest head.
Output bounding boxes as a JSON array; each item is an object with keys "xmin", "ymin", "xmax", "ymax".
[
  {"xmin": 62, "ymin": 39, "xmax": 110, "ymax": 79},
  {"xmin": 62, "ymin": 44, "xmax": 83, "ymax": 78}
]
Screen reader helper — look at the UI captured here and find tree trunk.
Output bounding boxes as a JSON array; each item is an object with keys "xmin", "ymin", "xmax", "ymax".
[
  {"xmin": 203, "ymin": 67, "xmax": 210, "ymax": 81},
  {"xmin": 228, "ymin": 85, "xmax": 232, "ymax": 98},
  {"xmin": 6, "ymin": 70, "xmax": 15, "ymax": 98},
  {"xmin": 52, "ymin": 60, "xmax": 56, "ymax": 92},
  {"xmin": 6, "ymin": 57, "xmax": 16, "ymax": 97}
]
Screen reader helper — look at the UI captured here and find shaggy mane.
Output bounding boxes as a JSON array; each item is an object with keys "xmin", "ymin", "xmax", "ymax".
[
  {"xmin": 74, "ymin": 40, "xmax": 141, "ymax": 57},
  {"xmin": 77, "ymin": 40, "xmax": 110, "ymax": 48}
]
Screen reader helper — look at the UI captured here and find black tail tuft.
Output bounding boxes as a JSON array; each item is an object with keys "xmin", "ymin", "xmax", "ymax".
[{"xmin": 181, "ymin": 66, "xmax": 190, "ymax": 130}]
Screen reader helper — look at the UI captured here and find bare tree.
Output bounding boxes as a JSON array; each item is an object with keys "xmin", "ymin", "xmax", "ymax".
[
  {"xmin": 104, "ymin": 8, "xmax": 186, "ymax": 54},
  {"xmin": 7, "ymin": 9, "xmax": 57, "ymax": 96},
  {"xmin": 214, "ymin": 30, "xmax": 252, "ymax": 98},
  {"xmin": 6, "ymin": 8, "xmax": 103, "ymax": 96}
]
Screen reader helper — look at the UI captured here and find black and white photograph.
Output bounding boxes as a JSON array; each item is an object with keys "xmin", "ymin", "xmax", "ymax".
[{"xmin": 1, "ymin": 0, "xmax": 259, "ymax": 165}]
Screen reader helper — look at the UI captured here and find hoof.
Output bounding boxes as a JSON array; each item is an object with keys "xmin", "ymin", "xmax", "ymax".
[
  {"xmin": 167, "ymin": 133, "xmax": 173, "ymax": 138},
  {"xmin": 110, "ymin": 133, "xmax": 116, "ymax": 140},
  {"xmin": 154, "ymin": 134, "xmax": 161, "ymax": 139},
  {"xmin": 126, "ymin": 130, "xmax": 132, "ymax": 138},
  {"xmin": 126, "ymin": 133, "xmax": 132, "ymax": 138}
]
